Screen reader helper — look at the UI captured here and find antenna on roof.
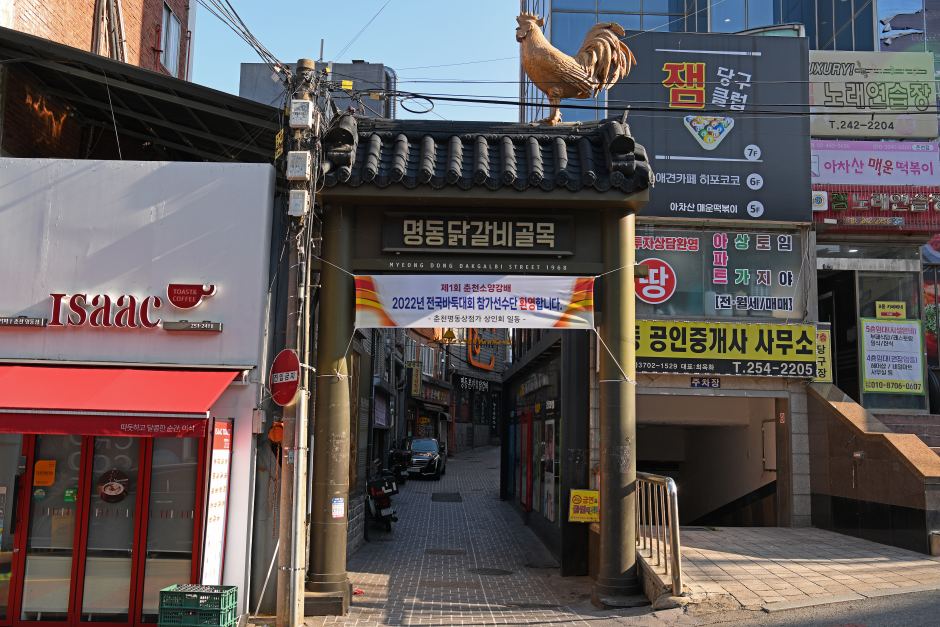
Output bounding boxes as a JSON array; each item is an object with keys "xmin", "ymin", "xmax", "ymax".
[{"xmin": 319, "ymin": 39, "xmax": 324, "ymax": 62}]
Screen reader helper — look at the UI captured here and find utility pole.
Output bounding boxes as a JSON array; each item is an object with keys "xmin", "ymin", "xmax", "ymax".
[
  {"xmin": 276, "ymin": 57, "xmax": 317, "ymax": 627},
  {"xmin": 593, "ymin": 206, "xmax": 642, "ymax": 607}
]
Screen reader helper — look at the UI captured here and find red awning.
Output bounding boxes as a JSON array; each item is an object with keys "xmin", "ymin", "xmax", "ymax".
[{"xmin": 0, "ymin": 366, "xmax": 238, "ymax": 437}]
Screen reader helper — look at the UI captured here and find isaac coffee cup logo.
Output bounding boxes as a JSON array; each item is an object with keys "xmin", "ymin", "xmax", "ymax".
[{"xmin": 167, "ymin": 284, "xmax": 217, "ymax": 309}]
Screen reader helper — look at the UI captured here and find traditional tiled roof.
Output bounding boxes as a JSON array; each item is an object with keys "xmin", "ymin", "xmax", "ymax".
[{"xmin": 321, "ymin": 116, "xmax": 653, "ymax": 194}]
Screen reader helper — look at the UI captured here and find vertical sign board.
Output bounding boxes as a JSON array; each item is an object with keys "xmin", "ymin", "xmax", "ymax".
[
  {"xmin": 814, "ymin": 325, "xmax": 833, "ymax": 383},
  {"xmin": 861, "ymin": 319, "xmax": 924, "ymax": 394},
  {"xmin": 610, "ymin": 31, "xmax": 811, "ymax": 222},
  {"xmin": 201, "ymin": 418, "xmax": 233, "ymax": 585}
]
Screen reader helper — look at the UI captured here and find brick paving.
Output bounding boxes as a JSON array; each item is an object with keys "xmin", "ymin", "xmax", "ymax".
[
  {"xmin": 678, "ymin": 527, "xmax": 940, "ymax": 609},
  {"xmin": 304, "ymin": 445, "xmax": 649, "ymax": 627}
]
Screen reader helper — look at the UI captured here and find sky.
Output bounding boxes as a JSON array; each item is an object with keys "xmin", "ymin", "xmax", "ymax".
[{"xmin": 192, "ymin": 0, "xmax": 523, "ymax": 122}]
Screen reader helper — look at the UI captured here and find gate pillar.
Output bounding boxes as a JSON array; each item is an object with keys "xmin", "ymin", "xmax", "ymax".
[
  {"xmin": 594, "ymin": 207, "xmax": 642, "ymax": 603},
  {"xmin": 306, "ymin": 203, "xmax": 353, "ymax": 614}
]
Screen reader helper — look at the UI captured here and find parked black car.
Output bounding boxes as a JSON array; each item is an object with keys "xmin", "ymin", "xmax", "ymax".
[{"xmin": 389, "ymin": 437, "xmax": 446, "ymax": 480}]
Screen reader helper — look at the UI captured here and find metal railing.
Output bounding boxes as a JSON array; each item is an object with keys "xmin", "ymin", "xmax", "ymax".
[{"xmin": 636, "ymin": 472, "xmax": 683, "ymax": 596}]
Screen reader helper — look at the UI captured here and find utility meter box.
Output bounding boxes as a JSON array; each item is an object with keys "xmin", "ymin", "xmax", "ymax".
[
  {"xmin": 290, "ymin": 99, "xmax": 313, "ymax": 129},
  {"xmin": 288, "ymin": 190, "xmax": 308, "ymax": 216},
  {"xmin": 286, "ymin": 151, "xmax": 311, "ymax": 180}
]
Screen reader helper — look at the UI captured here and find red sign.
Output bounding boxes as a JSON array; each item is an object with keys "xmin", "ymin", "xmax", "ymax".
[
  {"xmin": 167, "ymin": 284, "xmax": 217, "ymax": 309},
  {"xmin": 812, "ymin": 185, "xmax": 940, "ymax": 233},
  {"xmin": 635, "ymin": 258, "xmax": 677, "ymax": 305},
  {"xmin": 270, "ymin": 349, "xmax": 300, "ymax": 406}
]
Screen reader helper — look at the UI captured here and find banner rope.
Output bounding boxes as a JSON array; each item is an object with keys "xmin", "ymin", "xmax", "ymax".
[
  {"xmin": 593, "ymin": 328, "xmax": 637, "ymax": 385},
  {"xmin": 314, "ymin": 256, "xmax": 356, "ymax": 277},
  {"xmin": 315, "ymin": 327, "xmax": 357, "ymax": 381},
  {"xmin": 593, "ymin": 262, "xmax": 643, "ymax": 278}
]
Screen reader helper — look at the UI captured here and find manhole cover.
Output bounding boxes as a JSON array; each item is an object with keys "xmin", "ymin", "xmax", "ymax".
[
  {"xmin": 421, "ymin": 581, "xmax": 479, "ymax": 588},
  {"xmin": 431, "ymin": 493, "xmax": 462, "ymax": 502},
  {"xmin": 469, "ymin": 568, "xmax": 512, "ymax": 576},
  {"xmin": 426, "ymin": 549, "xmax": 467, "ymax": 555}
]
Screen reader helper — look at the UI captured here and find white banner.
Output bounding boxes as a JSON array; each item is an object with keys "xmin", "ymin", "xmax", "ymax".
[{"xmin": 355, "ymin": 275, "xmax": 594, "ymax": 329}]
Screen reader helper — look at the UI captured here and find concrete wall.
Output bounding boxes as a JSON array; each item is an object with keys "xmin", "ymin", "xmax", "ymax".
[{"xmin": 346, "ymin": 494, "xmax": 366, "ymax": 558}]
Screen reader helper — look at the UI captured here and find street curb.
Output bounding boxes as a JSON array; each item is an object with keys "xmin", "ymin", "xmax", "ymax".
[{"xmin": 762, "ymin": 582, "xmax": 940, "ymax": 613}]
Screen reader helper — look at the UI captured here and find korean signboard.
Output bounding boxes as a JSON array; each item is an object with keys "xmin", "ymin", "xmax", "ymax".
[
  {"xmin": 384, "ymin": 213, "xmax": 574, "ymax": 256},
  {"xmin": 354, "ymin": 275, "xmax": 594, "ymax": 329},
  {"xmin": 201, "ymin": 418, "xmax": 233, "ymax": 586},
  {"xmin": 809, "ymin": 51, "xmax": 937, "ymax": 139},
  {"xmin": 634, "ymin": 227, "xmax": 804, "ymax": 319},
  {"xmin": 861, "ymin": 319, "xmax": 924, "ymax": 394},
  {"xmin": 611, "ymin": 31, "xmax": 810, "ymax": 222},
  {"xmin": 568, "ymin": 489, "xmax": 600, "ymax": 523},
  {"xmin": 635, "ymin": 321, "xmax": 816, "ymax": 377},
  {"xmin": 811, "ymin": 186, "xmax": 940, "ymax": 232},
  {"xmin": 811, "ymin": 140, "xmax": 940, "ymax": 185},
  {"xmin": 814, "ymin": 326, "xmax": 833, "ymax": 383}
]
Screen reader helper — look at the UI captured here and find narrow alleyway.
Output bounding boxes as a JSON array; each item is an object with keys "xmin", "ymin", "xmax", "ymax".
[{"xmin": 304, "ymin": 445, "xmax": 659, "ymax": 627}]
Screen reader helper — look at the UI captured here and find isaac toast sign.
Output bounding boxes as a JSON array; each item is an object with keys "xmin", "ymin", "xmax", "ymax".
[{"xmin": 39, "ymin": 284, "xmax": 220, "ymax": 331}]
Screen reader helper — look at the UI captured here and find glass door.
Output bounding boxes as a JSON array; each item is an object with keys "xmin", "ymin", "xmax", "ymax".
[
  {"xmin": 0, "ymin": 434, "xmax": 25, "ymax": 625},
  {"xmin": 76, "ymin": 436, "xmax": 143, "ymax": 623},
  {"xmin": 19, "ymin": 435, "xmax": 84, "ymax": 622}
]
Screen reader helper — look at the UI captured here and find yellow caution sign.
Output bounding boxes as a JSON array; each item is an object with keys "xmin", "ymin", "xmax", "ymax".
[{"xmin": 568, "ymin": 489, "xmax": 600, "ymax": 523}]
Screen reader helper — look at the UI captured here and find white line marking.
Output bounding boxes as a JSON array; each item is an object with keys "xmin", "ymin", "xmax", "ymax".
[
  {"xmin": 655, "ymin": 155, "xmax": 764, "ymax": 162},
  {"xmin": 655, "ymin": 48, "xmax": 762, "ymax": 56}
]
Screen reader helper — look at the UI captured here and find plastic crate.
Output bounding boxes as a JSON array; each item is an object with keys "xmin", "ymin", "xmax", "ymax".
[
  {"xmin": 159, "ymin": 584, "xmax": 237, "ymax": 611},
  {"xmin": 158, "ymin": 606, "xmax": 237, "ymax": 627}
]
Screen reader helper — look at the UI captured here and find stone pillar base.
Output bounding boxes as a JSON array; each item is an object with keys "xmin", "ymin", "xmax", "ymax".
[{"xmin": 303, "ymin": 585, "xmax": 352, "ymax": 616}]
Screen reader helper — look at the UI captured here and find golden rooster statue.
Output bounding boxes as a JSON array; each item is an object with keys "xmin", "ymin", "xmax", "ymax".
[{"xmin": 516, "ymin": 12, "xmax": 637, "ymax": 126}]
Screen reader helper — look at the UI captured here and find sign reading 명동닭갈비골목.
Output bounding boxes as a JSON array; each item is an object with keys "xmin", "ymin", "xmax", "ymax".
[{"xmin": 354, "ymin": 275, "xmax": 594, "ymax": 329}]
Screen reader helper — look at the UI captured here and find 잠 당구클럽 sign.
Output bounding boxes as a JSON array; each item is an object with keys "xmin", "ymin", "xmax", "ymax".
[
  {"xmin": 354, "ymin": 275, "xmax": 594, "ymax": 329},
  {"xmin": 861, "ymin": 319, "xmax": 924, "ymax": 394},
  {"xmin": 635, "ymin": 321, "xmax": 817, "ymax": 377}
]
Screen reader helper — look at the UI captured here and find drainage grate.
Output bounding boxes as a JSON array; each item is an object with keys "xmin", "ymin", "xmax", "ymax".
[
  {"xmin": 470, "ymin": 568, "xmax": 512, "ymax": 576},
  {"xmin": 425, "ymin": 549, "xmax": 467, "ymax": 556},
  {"xmin": 421, "ymin": 581, "xmax": 479, "ymax": 588},
  {"xmin": 431, "ymin": 493, "xmax": 462, "ymax": 502}
]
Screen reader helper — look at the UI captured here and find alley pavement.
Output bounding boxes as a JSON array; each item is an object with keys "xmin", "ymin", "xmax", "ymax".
[{"xmin": 290, "ymin": 445, "xmax": 940, "ymax": 627}]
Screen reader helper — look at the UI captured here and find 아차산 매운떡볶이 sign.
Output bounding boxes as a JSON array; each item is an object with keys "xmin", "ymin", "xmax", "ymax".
[
  {"xmin": 610, "ymin": 30, "xmax": 810, "ymax": 222},
  {"xmin": 354, "ymin": 275, "xmax": 594, "ymax": 329},
  {"xmin": 635, "ymin": 321, "xmax": 817, "ymax": 377},
  {"xmin": 811, "ymin": 140, "xmax": 940, "ymax": 185}
]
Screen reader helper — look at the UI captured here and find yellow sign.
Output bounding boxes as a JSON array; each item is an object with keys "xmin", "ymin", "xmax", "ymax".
[
  {"xmin": 569, "ymin": 489, "xmax": 599, "ymax": 522},
  {"xmin": 635, "ymin": 321, "xmax": 816, "ymax": 377},
  {"xmin": 341, "ymin": 80, "xmax": 353, "ymax": 90},
  {"xmin": 876, "ymin": 301, "xmax": 907, "ymax": 319},
  {"xmin": 418, "ymin": 415, "xmax": 430, "ymax": 424},
  {"xmin": 406, "ymin": 361, "xmax": 422, "ymax": 397},
  {"xmin": 814, "ymin": 328, "xmax": 833, "ymax": 383},
  {"xmin": 33, "ymin": 460, "xmax": 56, "ymax": 487}
]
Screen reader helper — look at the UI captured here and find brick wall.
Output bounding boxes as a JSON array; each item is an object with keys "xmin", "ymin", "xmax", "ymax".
[
  {"xmin": 346, "ymin": 493, "xmax": 366, "ymax": 558},
  {"xmin": 0, "ymin": 71, "xmax": 82, "ymax": 158},
  {"xmin": 6, "ymin": 0, "xmax": 191, "ymax": 76}
]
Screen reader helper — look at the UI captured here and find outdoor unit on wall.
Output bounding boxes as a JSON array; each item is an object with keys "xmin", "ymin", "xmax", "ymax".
[
  {"xmin": 289, "ymin": 99, "xmax": 313, "ymax": 129},
  {"xmin": 288, "ymin": 190, "xmax": 308, "ymax": 216},
  {"xmin": 286, "ymin": 151, "xmax": 312, "ymax": 180}
]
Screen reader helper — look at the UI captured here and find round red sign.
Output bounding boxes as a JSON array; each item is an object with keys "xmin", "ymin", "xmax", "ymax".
[
  {"xmin": 635, "ymin": 258, "xmax": 677, "ymax": 305},
  {"xmin": 270, "ymin": 349, "xmax": 300, "ymax": 406}
]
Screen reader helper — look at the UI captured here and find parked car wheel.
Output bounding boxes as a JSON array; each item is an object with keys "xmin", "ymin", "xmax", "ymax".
[
  {"xmin": 441, "ymin": 464, "xmax": 446, "ymax": 476},
  {"xmin": 433, "ymin": 467, "xmax": 441, "ymax": 480}
]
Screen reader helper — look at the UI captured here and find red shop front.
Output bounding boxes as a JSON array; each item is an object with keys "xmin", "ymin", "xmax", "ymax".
[{"xmin": 0, "ymin": 365, "xmax": 237, "ymax": 627}]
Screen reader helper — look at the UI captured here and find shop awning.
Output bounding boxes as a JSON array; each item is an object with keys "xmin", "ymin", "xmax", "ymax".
[{"xmin": 0, "ymin": 366, "xmax": 238, "ymax": 437}]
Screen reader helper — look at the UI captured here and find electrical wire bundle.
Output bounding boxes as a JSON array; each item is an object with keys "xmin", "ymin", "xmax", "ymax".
[{"xmin": 196, "ymin": 0, "xmax": 286, "ymax": 77}]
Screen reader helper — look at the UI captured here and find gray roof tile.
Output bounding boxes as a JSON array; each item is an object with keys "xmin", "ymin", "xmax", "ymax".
[{"xmin": 322, "ymin": 116, "xmax": 653, "ymax": 195}]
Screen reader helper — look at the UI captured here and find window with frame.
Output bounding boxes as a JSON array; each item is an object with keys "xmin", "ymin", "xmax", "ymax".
[
  {"xmin": 405, "ymin": 336, "xmax": 417, "ymax": 362},
  {"xmin": 161, "ymin": 3, "xmax": 181, "ymax": 77},
  {"xmin": 421, "ymin": 344, "xmax": 436, "ymax": 377}
]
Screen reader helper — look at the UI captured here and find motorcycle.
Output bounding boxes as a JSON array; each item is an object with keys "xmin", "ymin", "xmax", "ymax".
[
  {"xmin": 387, "ymin": 440, "xmax": 409, "ymax": 485},
  {"xmin": 365, "ymin": 463, "xmax": 399, "ymax": 535}
]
